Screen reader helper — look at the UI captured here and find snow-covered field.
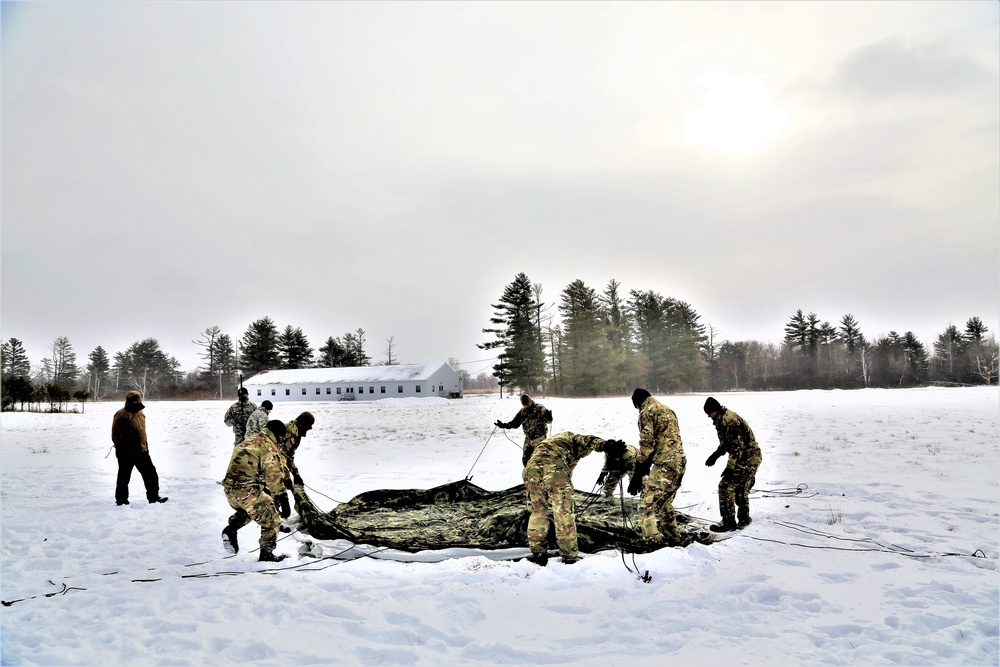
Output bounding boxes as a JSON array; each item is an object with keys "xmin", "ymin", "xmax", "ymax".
[{"xmin": 1, "ymin": 387, "xmax": 998, "ymax": 666}]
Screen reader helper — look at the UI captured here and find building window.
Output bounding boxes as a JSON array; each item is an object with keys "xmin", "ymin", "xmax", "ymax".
[
  {"xmin": 257, "ymin": 389, "xmax": 262, "ymax": 396},
  {"xmin": 326, "ymin": 387, "xmax": 331, "ymax": 394},
  {"xmin": 316, "ymin": 388, "xmax": 321, "ymax": 395},
  {"xmin": 302, "ymin": 388, "xmax": 307, "ymax": 395},
  {"xmin": 285, "ymin": 389, "xmax": 290, "ymax": 396},
  {"xmin": 380, "ymin": 386, "xmax": 386, "ymax": 394},
  {"xmin": 398, "ymin": 385, "xmax": 403, "ymax": 393},
  {"xmin": 336, "ymin": 387, "xmax": 342, "ymax": 395},
  {"xmin": 271, "ymin": 389, "xmax": 276, "ymax": 396},
  {"xmin": 358, "ymin": 387, "xmax": 364, "ymax": 394},
  {"xmin": 416, "ymin": 385, "xmax": 422, "ymax": 393},
  {"xmin": 369, "ymin": 386, "xmax": 374, "ymax": 394}
]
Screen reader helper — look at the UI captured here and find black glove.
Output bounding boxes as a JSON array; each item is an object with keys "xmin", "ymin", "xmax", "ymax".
[
  {"xmin": 706, "ymin": 453, "xmax": 719, "ymax": 466},
  {"xmin": 293, "ymin": 472, "xmax": 303, "ymax": 487},
  {"xmin": 495, "ymin": 420, "xmax": 507, "ymax": 429},
  {"xmin": 627, "ymin": 459, "xmax": 653, "ymax": 496},
  {"xmin": 627, "ymin": 472, "xmax": 644, "ymax": 496},
  {"xmin": 596, "ymin": 471, "xmax": 608, "ymax": 486},
  {"xmin": 277, "ymin": 492, "xmax": 291, "ymax": 519}
]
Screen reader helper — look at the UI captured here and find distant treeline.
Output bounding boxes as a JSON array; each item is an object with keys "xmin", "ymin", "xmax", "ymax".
[
  {"xmin": 2, "ymin": 284, "xmax": 997, "ymax": 409},
  {"xmin": 478, "ymin": 273, "xmax": 999, "ymax": 395}
]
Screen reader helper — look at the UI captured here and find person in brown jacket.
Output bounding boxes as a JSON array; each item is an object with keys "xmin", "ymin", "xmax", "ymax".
[{"xmin": 111, "ymin": 390, "xmax": 168, "ymax": 506}]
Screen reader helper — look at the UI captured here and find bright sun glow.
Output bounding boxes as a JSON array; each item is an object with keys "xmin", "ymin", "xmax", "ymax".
[{"xmin": 682, "ymin": 71, "xmax": 787, "ymax": 154}]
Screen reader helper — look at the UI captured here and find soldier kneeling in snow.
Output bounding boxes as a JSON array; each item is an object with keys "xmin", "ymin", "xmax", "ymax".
[{"xmin": 221, "ymin": 420, "xmax": 290, "ymax": 562}]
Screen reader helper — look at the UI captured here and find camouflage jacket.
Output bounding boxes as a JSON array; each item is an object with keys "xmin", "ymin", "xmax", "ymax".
[
  {"xmin": 224, "ymin": 398, "xmax": 258, "ymax": 442},
  {"xmin": 527, "ymin": 431, "xmax": 610, "ymax": 472},
  {"xmin": 507, "ymin": 402, "xmax": 553, "ymax": 443},
  {"xmin": 637, "ymin": 396, "xmax": 685, "ymax": 470},
  {"xmin": 222, "ymin": 428, "xmax": 287, "ymax": 496},
  {"xmin": 111, "ymin": 407, "xmax": 148, "ymax": 455},
  {"xmin": 710, "ymin": 407, "xmax": 761, "ymax": 469},
  {"xmin": 244, "ymin": 407, "xmax": 270, "ymax": 439}
]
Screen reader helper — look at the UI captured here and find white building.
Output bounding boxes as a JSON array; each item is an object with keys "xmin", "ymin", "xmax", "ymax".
[{"xmin": 242, "ymin": 363, "xmax": 463, "ymax": 402}]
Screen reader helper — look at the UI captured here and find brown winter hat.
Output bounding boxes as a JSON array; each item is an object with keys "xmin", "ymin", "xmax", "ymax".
[
  {"xmin": 125, "ymin": 390, "xmax": 142, "ymax": 403},
  {"xmin": 296, "ymin": 412, "xmax": 316, "ymax": 430},
  {"xmin": 520, "ymin": 394, "xmax": 532, "ymax": 407}
]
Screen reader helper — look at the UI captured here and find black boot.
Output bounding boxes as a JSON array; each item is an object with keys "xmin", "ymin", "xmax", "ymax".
[
  {"xmin": 526, "ymin": 552, "xmax": 548, "ymax": 566},
  {"xmin": 710, "ymin": 518, "xmax": 738, "ymax": 533},
  {"xmin": 148, "ymin": 496, "xmax": 168, "ymax": 504},
  {"xmin": 222, "ymin": 525, "xmax": 239, "ymax": 554},
  {"xmin": 258, "ymin": 550, "xmax": 288, "ymax": 563}
]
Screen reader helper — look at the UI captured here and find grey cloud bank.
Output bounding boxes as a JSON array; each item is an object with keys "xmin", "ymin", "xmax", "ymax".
[{"xmin": 2, "ymin": 2, "xmax": 997, "ymax": 372}]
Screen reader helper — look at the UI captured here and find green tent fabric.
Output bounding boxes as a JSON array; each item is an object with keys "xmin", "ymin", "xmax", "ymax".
[{"xmin": 292, "ymin": 479, "xmax": 712, "ymax": 553}]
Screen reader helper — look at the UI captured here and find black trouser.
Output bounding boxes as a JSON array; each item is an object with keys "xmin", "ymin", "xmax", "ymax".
[{"xmin": 115, "ymin": 450, "xmax": 160, "ymax": 503}]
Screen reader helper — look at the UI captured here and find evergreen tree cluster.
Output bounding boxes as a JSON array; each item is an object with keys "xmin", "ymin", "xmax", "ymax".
[
  {"xmin": 1, "ymin": 318, "xmax": 376, "ymax": 408},
  {"xmin": 480, "ymin": 273, "xmax": 999, "ymax": 396}
]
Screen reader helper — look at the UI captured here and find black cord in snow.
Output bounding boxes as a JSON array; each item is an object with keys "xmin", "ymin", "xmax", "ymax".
[
  {"xmin": 465, "ymin": 425, "xmax": 499, "ymax": 480},
  {"xmin": 752, "ymin": 520, "xmax": 989, "ymax": 560},
  {"xmin": 749, "ymin": 484, "xmax": 816, "ymax": 498},
  {"xmin": 1, "ymin": 582, "xmax": 88, "ymax": 607}
]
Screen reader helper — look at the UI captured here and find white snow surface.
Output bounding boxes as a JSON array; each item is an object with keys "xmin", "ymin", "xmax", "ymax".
[{"xmin": 1, "ymin": 387, "xmax": 998, "ymax": 666}]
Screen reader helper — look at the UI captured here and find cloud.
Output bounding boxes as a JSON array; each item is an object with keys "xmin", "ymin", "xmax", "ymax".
[{"xmin": 830, "ymin": 39, "xmax": 994, "ymax": 99}]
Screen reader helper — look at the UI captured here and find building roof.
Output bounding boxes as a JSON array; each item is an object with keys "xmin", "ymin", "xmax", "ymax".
[{"xmin": 243, "ymin": 363, "xmax": 453, "ymax": 386}]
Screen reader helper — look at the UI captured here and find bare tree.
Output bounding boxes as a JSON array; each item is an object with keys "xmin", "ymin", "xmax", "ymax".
[{"xmin": 383, "ymin": 336, "xmax": 399, "ymax": 366}]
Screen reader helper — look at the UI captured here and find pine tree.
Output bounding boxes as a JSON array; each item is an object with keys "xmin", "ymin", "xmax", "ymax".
[
  {"xmin": 113, "ymin": 338, "xmax": 180, "ymax": 397},
  {"xmin": 51, "ymin": 337, "xmax": 79, "ymax": 388},
  {"xmin": 316, "ymin": 336, "xmax": 349, "ymax": 367},
  {"xmin": 2, "ymin": 338, "xmax": 32, "ymax": 378},
  {"xmin": 479, "ymin": 273, "xmax": 547, "ymax": 393},
  {"xmin": 278, "ymin": 326, "xmax": 314, "ymax": 369},
  {"xmin": 86, "ymin": 346, "xmax": 111, "ymax": 400},
  {"xmin": 558, "ymin": 279, "xmax": 612, "ymax": 395},
  {"xmin": 342, "ymin": 329, "xmax": 371, "ymax": 367},
  {"xmin": 241, "ymin": 317, "xmax": 280, "ymax": 374}
]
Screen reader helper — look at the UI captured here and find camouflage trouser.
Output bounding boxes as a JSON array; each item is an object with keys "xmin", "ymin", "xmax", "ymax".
[
  {"xmin": 719, "ymin": 453, "xmax": 761, "ymax": 523},
  {"xmin": 639, "ymin": 462, "xmax": 685, "ymax": 543},
  {"xmin": 522, "ymin": 460, "xmax": 578, "ymax": 559},
  {"xmin": 223, "ymin": 484, "xmax": 281, "ymax": 552}
]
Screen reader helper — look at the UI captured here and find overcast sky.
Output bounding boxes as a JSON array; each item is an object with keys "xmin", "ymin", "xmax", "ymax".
[{"xmin": 2, "ymin": 2, "xmax": 998, "ymax": 376}]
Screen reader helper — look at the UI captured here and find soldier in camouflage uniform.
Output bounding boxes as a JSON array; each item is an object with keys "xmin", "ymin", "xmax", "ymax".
[
  {"xmin": 221, "ymin": 420, "xmax": 290, "ymax": 562},
  {"xmin": 522, "ymin": 431, "xmax": 627, "ymax": 565},
  {"xmin": 274, "ymin": 411, "xmax": 315, "ymax": 518},
  {"xmin": 223, "ymin": 387, "xmax": 257, "ymax": 445},
  {"xmin": 626, "ymin": 388, "xmax": 687, "ymax": 544},
  {"xmin": 496, "ymin": 394, "xmax": 554, "ymax": 466},
  {"xmin": 704, "ymin": 397, "xmax": 762, "ymax": 532},
  {"xmin": 598, "ymin": 442, "xmax": 639, "ymax": 497},
  {"xmin": 245, "ymin": 400, "xmax": 273, "ymax": 439}
]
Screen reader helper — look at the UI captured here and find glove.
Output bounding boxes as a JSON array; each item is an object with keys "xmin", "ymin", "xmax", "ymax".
[
  {"xmin": 277, "ymin": 492, "xmax": 291, "ymax": 519},
  {"xmin": 284, "ymin": 477, "xmax": 294, "ymax": 490},
  {"xmin": 626, "ymin": 472, "xmax": 644, "ymax": 496},
  {"xmin": 627, "ymin": 459, "xmax": 653, "ymax": 496},
  {"xmin": 596, "ymin": 471, "xmax": 608, "ymax": 486},
  {"xmin": 293, "ymin": 472, "xmax": 304, "ymax": 487},
  {"xmin": 706, "ymin": 453, "xmax": 720, "ymax": 467},
  {"xmin": 495, "ymin": 420, "xmax": 507, "ymax": 429}
]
